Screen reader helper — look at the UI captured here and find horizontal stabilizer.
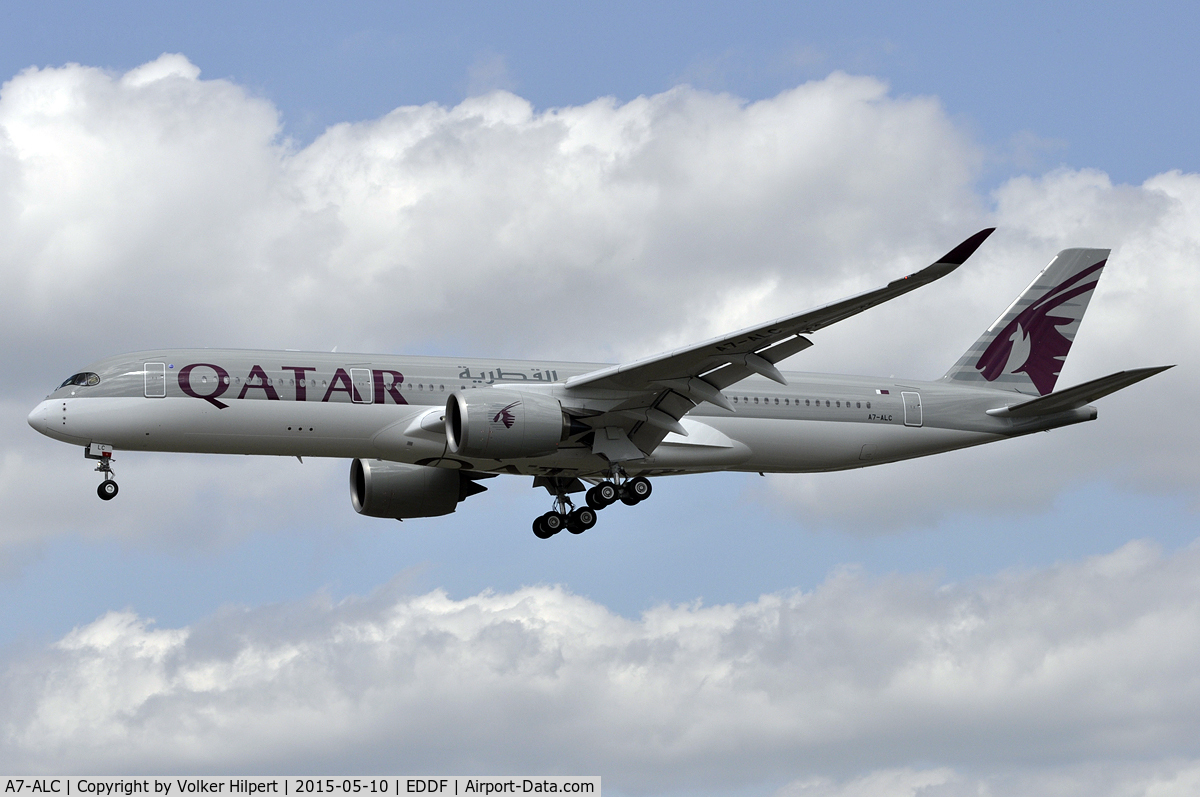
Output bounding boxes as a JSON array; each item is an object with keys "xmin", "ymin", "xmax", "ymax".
[{"xmin": 985, "ymin": 365, "xmax": 1173, "ymax": 418}]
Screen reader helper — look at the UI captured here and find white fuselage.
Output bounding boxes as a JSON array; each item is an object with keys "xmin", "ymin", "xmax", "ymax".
[{"xmin": 27, "ymin": 349, "xmax": 1095, "ymax": 480}]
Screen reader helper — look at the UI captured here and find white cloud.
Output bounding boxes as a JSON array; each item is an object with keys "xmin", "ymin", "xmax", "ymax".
[
  {"xmin": 1, "ymin": 53, "xmax": 1194, "ymax": 548},
  {"xmin": 0, "ymin": 56, "xmax": 981, "ymax": 371},
  {"xmin": 3, "ymin": 540, "xmax": 1200, "ymax": 795},
  {"xmin": 765, "ymin": 166, "xmax": 1200, "ymax": 529},
  {"xmin": 3, "ymin": 50, "xmax": 1198, "ymax": 797}
]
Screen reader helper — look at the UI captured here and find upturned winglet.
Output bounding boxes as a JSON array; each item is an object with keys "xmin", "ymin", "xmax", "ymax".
[{"xmin": 940, "ymin": 228, "xmax": 996, "ymax": 265}]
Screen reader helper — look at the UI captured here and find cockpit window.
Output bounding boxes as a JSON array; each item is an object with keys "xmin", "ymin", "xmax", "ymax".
[{"xmin": 59, "ymin": 372, "xmax": 100, "ymax": 389}]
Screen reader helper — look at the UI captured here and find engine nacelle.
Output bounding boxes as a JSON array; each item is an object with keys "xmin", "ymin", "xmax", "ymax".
[
  {"xmin": 445, "ymin": 389, "xmax": 569, "ymax": 459},
  {"xmin": 350, "ymin": 459, "xmax": 488, "ymax": 519}
]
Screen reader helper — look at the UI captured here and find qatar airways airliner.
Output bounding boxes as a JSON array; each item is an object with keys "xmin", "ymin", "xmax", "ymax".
[{"xmin": 28, "ymin": 229, "xmax": 1170, "ymax": 538}]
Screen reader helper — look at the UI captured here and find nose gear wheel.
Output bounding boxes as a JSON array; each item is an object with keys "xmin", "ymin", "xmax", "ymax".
[{"xmin": 85, "ymin": 444, "xmax": 119, "ymax": 501}]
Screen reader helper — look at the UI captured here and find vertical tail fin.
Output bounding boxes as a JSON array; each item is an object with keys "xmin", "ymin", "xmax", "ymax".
[{"xmin": 942, "ymin": 247, "xmax": 1110, "ymax": 396}]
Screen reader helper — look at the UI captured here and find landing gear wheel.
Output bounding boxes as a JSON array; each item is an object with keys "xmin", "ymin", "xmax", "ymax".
[
  {"xmin": 533, "ymin": 516, "xmax": 552, "ymax": 539},
  {"xmin": 620, "ymin": 476, "xmax": 652, "ymax": 505},
  {"xmin": 542, "ymin": 512, "xmax": 566, "ymax": 535},
  {"xmin": 568, "ymin": 507, "xmax": 598, "ymax": 534},
  {"xmin": 588, "ymin": 481, "xmax": 618, "ymax": 508},
  {"xmin": 97, "ymin": 480, "xmax": 119, "ymax": 501},
  {"xmin": 629, "ymin": 476, "xmax": 652, "ymax": 501},
  {"xmin": 586, "ymin": 486, "xmax": 609, "ymax": 510}
]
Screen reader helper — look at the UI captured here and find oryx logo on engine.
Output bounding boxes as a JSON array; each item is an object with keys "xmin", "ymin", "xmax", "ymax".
[{"xmin": 493, "ymin": 401, "xmax": 520, "ymax": 428}]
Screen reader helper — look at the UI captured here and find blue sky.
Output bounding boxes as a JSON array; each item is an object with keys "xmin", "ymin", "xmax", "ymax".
[
  {"xmin": 5, "ymin": 3, "xmax": 1197, "ymax": 181},
  {"xmin": 1, "ymin": 3, "xmax": 1199, "ymax": 795}
]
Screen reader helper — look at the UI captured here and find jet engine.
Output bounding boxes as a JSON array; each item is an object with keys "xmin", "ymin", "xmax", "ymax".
[
  {"xmin": 445, "ymin": 389, "xmax": 572, "ymax": 459},
  {"xmin": 350, "ymin": 459, "xmax": 490, "ymax": 519}
]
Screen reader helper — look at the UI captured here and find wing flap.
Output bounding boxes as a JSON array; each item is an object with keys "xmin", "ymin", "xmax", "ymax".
[{"xmin": 758, "ymin": 335, "xmax": 814, "ymax": 364}]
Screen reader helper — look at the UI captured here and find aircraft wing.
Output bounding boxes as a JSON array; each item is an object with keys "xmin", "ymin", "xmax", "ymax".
[{"xmin": 564, "ymin": 228, "xmax": 995, "ymax": 457}]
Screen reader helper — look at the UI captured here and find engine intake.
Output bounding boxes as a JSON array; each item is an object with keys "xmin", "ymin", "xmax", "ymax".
[
  {"xmin": 350, "ymin": 459, "xmax": 490, "ymax": 519},
  {"xmin": 445, "ymin": 389, "xmax": 570, "ymax": 459}
]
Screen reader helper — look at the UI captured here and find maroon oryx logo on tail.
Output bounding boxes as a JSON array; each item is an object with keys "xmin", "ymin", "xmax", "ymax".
[
  {"xmin": 493, "ymin": 401, "xmax": 520, "ymax": 428},
  {"xmin": 975, "ymin": 261, "xmax": 1104, "ymax": 395}
]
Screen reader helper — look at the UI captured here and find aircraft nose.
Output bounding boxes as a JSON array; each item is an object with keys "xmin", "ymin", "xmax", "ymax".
[{"xmin": 27, "ymin": 400, "xmax": 53, "ymax": 436}]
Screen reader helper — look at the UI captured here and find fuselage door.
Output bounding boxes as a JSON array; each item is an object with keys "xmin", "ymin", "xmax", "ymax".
[
  {"xmin": 144, "ymin": 362, "xmax": 166, "ymax": 398},
  {"xmin": 350, "ymin": 368, "xmax": 374, "ymax": 404},
  {"xmin": 902, "ymin": 391, "xmax": 922, "ymax": 427}
]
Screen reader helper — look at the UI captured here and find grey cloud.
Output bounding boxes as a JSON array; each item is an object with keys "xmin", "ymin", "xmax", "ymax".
[
  {"xmin": 766, "ymin": 168, "xmax": 1199, "ymax": 529},
  {"xmin": 775, "ymin": 762, "xmax": 1200, "ymax": 797},
  {"xmin": 3, "ymin": 540, "xmax": 1200, "ymax": 794},
  {"xmin": 2, "ymin": 53, "xmax": 1193, "ymax": 546},
  {"xmin": 0, "ymin": 397, "xmax": 347, "ymax": 557}
]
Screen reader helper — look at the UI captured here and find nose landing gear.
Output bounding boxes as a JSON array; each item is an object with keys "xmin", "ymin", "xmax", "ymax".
[{"xmin": 85, "ymin": 443, "xmax": 118, "ymax": 501}]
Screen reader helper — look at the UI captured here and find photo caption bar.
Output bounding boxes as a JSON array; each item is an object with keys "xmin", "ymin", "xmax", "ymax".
[{"xmin": 0, "ymin": 779, "xmax": 598, "ymax": 797}]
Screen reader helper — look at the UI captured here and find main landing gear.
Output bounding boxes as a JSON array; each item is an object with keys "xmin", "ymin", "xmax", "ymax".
[
  {"xmin": 589, "ymin": 475, "xmax": 651, "ymax": 508},
  {"xmin": 85, "ymin": 443, "xmax": 119, "ymax": 501},
  {"xmin": 532, "ymin": 471, "xmax": 653, "ymax": 539},
  {"xmin": 532, "ymin": 504, "xmax": 597, "ymax": 539}
]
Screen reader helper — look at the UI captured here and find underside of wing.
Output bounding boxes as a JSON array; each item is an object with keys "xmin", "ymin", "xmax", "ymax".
[{"xmin": 562, "ymin": 228, "xmax": 996, "ymax": 459}]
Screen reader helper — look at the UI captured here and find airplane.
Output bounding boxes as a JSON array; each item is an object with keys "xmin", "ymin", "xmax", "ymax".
[{"xmin": 28, "ymin": 229, "xmax": 1172, "ymax": 539}]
